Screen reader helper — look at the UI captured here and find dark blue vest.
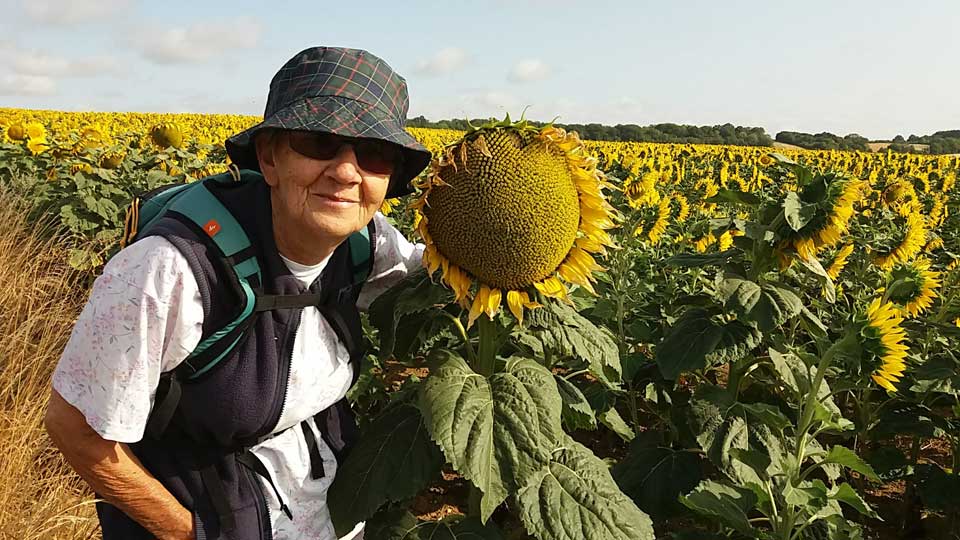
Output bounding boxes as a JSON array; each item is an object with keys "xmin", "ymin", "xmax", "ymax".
[{"xmin": 96, "ymin": 177, "xmax": 365, "ymax": 540}]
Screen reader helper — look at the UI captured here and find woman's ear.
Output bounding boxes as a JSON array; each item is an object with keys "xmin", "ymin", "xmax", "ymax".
[{"xmin": 255, "ymin": 130, "xmax": 280, "ymax": 186}]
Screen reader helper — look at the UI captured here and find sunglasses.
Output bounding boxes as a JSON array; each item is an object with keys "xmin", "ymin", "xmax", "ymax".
[{"xmin": 287, "ymin": 131, "xmax": 403, "ymax": 175}]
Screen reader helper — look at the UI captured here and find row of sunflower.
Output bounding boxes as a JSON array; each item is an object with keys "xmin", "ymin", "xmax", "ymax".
[
  {"xmin": 589, "ymin": 144, "xmax": 959, "ymax": 538},
  {"xmin": 1, "ymin": 109, "xmax": 958, "ymax": 539}
]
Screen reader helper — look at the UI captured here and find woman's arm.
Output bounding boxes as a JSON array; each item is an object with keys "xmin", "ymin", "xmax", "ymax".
[
  {"xmin": 44, "ymin": 389, "xmax": 194, "ymax": 540},
  {"xmin": 356, "ymin": 213, "xmax": 425, "ymax": 310}
]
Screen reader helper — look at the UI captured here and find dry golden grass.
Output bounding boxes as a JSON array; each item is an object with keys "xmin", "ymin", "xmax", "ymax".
[{"xmin": 0, "ymin": 190, "xmax": 98, "ymax": 539}]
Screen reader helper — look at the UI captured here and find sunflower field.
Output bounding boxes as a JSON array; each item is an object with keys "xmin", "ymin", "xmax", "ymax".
[{"xmin": 1, "ymin": 107, "xmax": 958, "ymax": 540}]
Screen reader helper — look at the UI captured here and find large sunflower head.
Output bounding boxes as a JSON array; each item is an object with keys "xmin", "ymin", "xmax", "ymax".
[
  {"xmin": 871, "ymin": 211, "xmax": 927, "ymax": 270},
  {"xmin": 778, "ymin": 176, "xmax": 862, "ymax": 262},
  {"xmin": 883, "ymin": 258, "xmax": 941, "ymax": 317},
  {"xmin": 149, "ymin": 123, "xmax": 184, "ymax": 149},
  {"xmin": 24, "ymin": 121, "xmax": 46, "ymax": 140},
  {"xmin": 412, "ymin": 116, "xmax": 617, "ymax": 325},
  {"xmin": 856, "ymin": 298, "xmax": 910, "ymax": 392},
  {"xmin": 5, "ymin": 123, "xmax": 27, "ymax": 142},
  {"xmin": 639, "ymin": 196, "xmax": 672, "ymax": 245}
]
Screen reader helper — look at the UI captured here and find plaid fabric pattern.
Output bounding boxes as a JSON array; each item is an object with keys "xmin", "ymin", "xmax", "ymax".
[{"xmin": 226, "ymin": 47, "xmax": 431, "ymax": 197}]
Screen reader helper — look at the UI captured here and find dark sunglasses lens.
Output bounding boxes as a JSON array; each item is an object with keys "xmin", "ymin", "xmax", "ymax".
[
  {"xmin": 289, "ymin": 132, "xmax": 342, "ymax": 160},
  {"xmin": 288, "ymin": 132, "xmax": 402, "ymax": 174},
  {"xmin": 355, "ymin": 142, "xmax": 401, "ymax": 174}
]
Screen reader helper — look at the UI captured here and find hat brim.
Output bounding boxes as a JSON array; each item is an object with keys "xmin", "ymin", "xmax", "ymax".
[{"xmin": 226, "ymin": 95, "xmax": 431, "ymax": 198}]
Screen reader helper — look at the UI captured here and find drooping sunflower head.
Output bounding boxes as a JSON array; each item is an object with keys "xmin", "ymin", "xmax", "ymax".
[
  {"xmin": 623, "ymin": 171, "xmax": 661, "ymax": 209},
  {"xmin": 883, "ymin": 258, "xmax": 941, "ymax": 317},
  {"xmin": 413, "ymin": 116, "xmax": 617, "ymax": 324},
  {"xmin": 76, "ymin": 126, "xmax": 108, "ymax": 152},
  {"xmin": 149, "ymin": 123, "xmax": 184, "ymax": 149},
  {"xmin": 640, "ymin": 196, "xmax": 672, "ymax": 245},
  {"xmin": 99, "ymin": 151, "xmax": 126, "ymax": 170},
  {"xmin": 825, "ymin": 243, "xmax": 855, "ymax": 280},
  {"xmin": 4, "ymin": 123, "xmax": 27, "ymax": 142},
  {"xmin": 778, "ymin": 175, "xmax": 862, "ymax": 262},
  {"xmin": 871, "ymin": 212, "xmax": 927, "ymax": 270},
  {"xmin": 856, "ymin": 298, "xmax": 910, "ymax": 392}
]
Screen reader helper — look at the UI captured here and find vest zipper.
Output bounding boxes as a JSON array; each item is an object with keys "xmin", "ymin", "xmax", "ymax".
[
  {"xmin": 241, "ymin": 458, "xmax": 275, "ymax": 540},
  {"xmin": 277, "ymin": 308, "xmax": 302, "ymax": 431},
  {"xmin": 256, "ymin": 307, "xmax": 303, "ymax": 441}
]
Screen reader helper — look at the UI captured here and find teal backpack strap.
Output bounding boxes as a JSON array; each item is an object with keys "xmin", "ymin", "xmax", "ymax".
[
  {"xmin": 162, "ymin": 180, "xmax": 262, "ymax": 379},
  {"xmin": 143, "ymin": 175, "xmax": 265, "ymax": 439},
  {"xmin": 347, "ymin": 219, "xmax": 376, "ymax": 286}
]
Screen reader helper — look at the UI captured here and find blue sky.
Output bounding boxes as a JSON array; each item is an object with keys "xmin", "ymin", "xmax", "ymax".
[{"xmin": 1, "ymin": 0, "xmax": 957, "ymax": 139}]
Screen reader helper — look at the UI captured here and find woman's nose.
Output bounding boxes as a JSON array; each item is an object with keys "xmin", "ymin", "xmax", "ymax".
[{"xmin": 326, "ymin": 145, "xmax": 363, "ymax": 183}]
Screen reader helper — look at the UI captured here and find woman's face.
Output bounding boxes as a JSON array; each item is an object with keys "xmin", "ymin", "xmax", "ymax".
[{"xmin": 256, "ymin": 130, "xmax": 393, "ymax": 247}]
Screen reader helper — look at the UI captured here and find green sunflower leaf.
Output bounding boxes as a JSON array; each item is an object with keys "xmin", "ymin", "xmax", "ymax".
[
  {"xmin": 328, "ymin": 404, "xmax": 444, "ymax": 536},
  {"xmin": 516, "ymin": 436, "xmax": 655, "ymax": 540},
  {"xmin": 655, "ymin": 308, "xmax": 761, "ymax": 380},
  {"xmin": 520, "ymin": 300, "xmax": 622, "ymax": 385},
  {"xmin": 719, "ymin": 274, "xmax": 802, "ymax": 333},
  {"xmin": 829, "ymin": 483, "xmax": 879, "ymax": 519},
  {"xmin": 613, "ymin": 445, "xmax": 703, "ymax": 520},
  {"xmin": 783, "ymin": 191, "xmax": 818, "ymax": 231},
  {"xmin": 679, "ymin": 480, "xmax": 758, "ymax": 537},
  {"xmin": 369, "ymin": 269, "xmax": 455, "ymax": 361},
  {"xmin": 599, "ymin": 406, "xmax": 636, "ymax": 442},
  {"xmin": 419, "ymin": 350, "xmax": 562, "ymax": 522},
  {"xmin": 554, "ymin": 374, "xmax": 596, "ymax": 431},
  {"xmin": 820, "ymin": 445, "xmax": 880, "ymax": 483}
]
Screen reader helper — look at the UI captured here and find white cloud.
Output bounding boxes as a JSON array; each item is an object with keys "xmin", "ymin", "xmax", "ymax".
[
  {"xmin": 414, "ymin": 48, "xmax": 468, "ymax": 76},
  {"xmin": 23, "ymin": 0, "xmax": 132, "ymax": 25},
  {"xmin": 409, "ymin": 89, "xmax": 522, "ymax": 121},
  {"xmin": 0, "ymin": 74, "xmax": 57, "ymax": 96},
  {"xmin": 132, "ymin": 17, "xmax": 263, "ymax": 65},
  {"xmin": 508, "ymin": 59, "xmax": 551, "ymax": 83},
  {"xmin": 472, "ymin": 90, "xmax": 520, "ymax": 112},
  {"xmin": 8, "ymin": 50, "xmax": 118, "ymax": 77}
]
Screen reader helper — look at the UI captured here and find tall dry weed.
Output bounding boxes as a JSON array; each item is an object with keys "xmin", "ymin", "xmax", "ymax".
[{"xmin": 0, "ymin": 191, "xmax": 99, "ymax": 539}]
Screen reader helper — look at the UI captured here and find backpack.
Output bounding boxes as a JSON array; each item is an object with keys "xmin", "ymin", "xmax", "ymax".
[{"xmin": 120, "ymin": 167, "xmax": 374, "ymax": 437}]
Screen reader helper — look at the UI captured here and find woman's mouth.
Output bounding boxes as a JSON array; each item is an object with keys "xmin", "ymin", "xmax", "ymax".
[{"xmin": 314, "ymin": 193, "xmax": 360, "ymax": 207}]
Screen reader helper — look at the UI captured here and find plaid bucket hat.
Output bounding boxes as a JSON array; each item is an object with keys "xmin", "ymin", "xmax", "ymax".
[{"xmin": 226, "ymin": 47, "xmax": 431, "ymax": 198}]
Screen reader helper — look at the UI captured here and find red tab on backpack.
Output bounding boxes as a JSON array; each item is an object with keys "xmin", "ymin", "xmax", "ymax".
[{"xmin": 203, "ymin": 219, "xmax": 221, "ymax": 237}]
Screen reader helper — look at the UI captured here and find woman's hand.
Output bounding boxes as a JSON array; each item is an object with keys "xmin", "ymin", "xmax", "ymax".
[{"xmin": 43, "ymin": 389, "xmax": 195, "ymax": 540}]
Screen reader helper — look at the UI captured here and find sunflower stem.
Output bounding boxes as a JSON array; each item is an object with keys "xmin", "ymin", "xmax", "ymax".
[
  {"xmin": 795, "ymin": 332, "xmax": 855, "ymax": 466},
  {"xmin": 900, "ymin": 434, "xmax": 923, "ymax": 533},
  {"xmin": 476, "ymin": 315, "xmax": 499, "ymax": 377},
  {"xmin": 439, "ymin": 310, "xmax": 476, "ymax": 365}
]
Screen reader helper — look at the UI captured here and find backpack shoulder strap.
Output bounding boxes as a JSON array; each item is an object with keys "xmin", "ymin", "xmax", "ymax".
[
  {"xmin": 347, "ymin": 218, "xmax": 377, "ymax": 287},
  {"xmin": 144, "ymin": 176, "xmax": 268, "ymax": 438},
  {"xmin": 161, "ymin": 180, "xmax": 263, "ymax": 380}
]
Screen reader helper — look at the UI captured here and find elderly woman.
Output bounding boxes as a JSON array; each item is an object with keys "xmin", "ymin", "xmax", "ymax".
[{"xmin": 43, "ymin": 47, "xmax": 431, "ymax": 540}]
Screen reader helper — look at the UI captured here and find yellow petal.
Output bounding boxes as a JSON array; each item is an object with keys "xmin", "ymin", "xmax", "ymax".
[
  {"xmin": 467, "ymin": 286, "xmax": 488, "ymax": 328},
  {"xmin": 534, "ymin": 276, "xmax": 568, "ymax": 300},
  {"xmin": 506, "ymin": 290, "xmax": 524, "ymax": 324},
  {"xmin": 485, "ymin": 288, "xmax": 502, "ymax": 319},
  {"xmin": 872, "ymin": 373, "xmax": 898, "ymax": 392},
  {"xmin": 423, "ymin": 245, "xmax": 442, "ymax": 276}
]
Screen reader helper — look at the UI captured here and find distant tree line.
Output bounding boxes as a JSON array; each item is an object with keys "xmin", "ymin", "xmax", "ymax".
[
  {"xmin": 774, "ymin": 132, "xmax": 870, "ymax": 152},
  {"xmin": 408, "ymin": 116, "xmax": 960, "ymax": 154},
  {"xmin": 777, "ymin": 130, "xmax": 960, "ymax": 154},
  {"xmin": 890, "ymin": 131, "xmax": 960, "ymax": 154},
  {"xmin": 406, "ymin": 116, "xmax": 774, "ymax": 146}
]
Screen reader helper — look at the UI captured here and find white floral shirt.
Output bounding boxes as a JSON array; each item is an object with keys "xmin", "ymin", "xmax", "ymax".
[{"xmin": 52, "ymin": 212, "xmax": 423, "ymax": 540}]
